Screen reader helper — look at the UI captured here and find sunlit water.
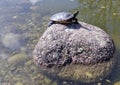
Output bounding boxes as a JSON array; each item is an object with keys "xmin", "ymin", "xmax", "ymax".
[{"xmin": 0, "ymin": 0, "xmax": 120, "ymax": 85}]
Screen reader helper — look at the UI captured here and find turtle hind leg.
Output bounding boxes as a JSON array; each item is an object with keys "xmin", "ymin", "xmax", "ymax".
[
  {"xmin": 48, "ymin": 21, "xmax": 54, "ymax": 27},
  {"xmin": 75, "ymin": 18, "xmax": 78, "ymax": 23}
]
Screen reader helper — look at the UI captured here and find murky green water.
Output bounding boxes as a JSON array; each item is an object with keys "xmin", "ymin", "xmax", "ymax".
[{"xmin": 0, "ymin": 0, "xmax": 120, "ymax": 85}]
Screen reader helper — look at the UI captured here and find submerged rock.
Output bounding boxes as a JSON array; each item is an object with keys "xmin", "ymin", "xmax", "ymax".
[
  {"xmin": 33, "ymin": 21, "xmax": 115, "ymax": 83},
  {"xmin": 8, "ymin": 52, "xmax": 28, "ymax": 65},
  {"xmin": 1, "ymin": 33, "xmax": 21, "ymax": 50}
]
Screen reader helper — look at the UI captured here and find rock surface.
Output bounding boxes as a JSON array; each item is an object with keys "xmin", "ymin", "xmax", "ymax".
[
  {"xmin": 33, "ymin": 21, "xmax": 115, "ymax": 82},
  {"xmin": 33, "ymin": 21, "xmax": 115, "ymax": 67}
]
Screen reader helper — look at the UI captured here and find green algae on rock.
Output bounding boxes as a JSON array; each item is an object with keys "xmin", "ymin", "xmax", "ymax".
[{"xmin": 57, "ymin": 58, "xmax": 115, "ymax": 83}]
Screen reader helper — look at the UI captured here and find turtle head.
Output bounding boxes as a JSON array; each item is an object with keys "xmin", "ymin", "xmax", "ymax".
[{"xmin": 74, "ymin": 11, "xmax": 79, "ymax": 18}]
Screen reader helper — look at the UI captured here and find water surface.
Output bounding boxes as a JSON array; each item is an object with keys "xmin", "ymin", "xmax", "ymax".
[{"xmin": 0, "ymin": 0, "xmax": 120, "ymax": 85}]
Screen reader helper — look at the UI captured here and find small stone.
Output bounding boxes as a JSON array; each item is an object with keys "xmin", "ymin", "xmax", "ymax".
[{"xmin": 106, "ymin": 79, "xmax": 111, "ymax": 83}]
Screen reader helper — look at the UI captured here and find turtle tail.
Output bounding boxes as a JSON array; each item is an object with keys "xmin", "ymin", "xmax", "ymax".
[
  {"xmin": 74, "ymin": 11, "xmax": 79, "ymax": 18},
  {"xmin": 48, "ymin": 21, "xmax": 54, "ymax": 27}
]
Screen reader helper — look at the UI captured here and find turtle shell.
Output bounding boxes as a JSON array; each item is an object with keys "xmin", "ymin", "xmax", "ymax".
[{"xmin": 50, "ymin": 12, "xmax": 74, "ymax": 22}]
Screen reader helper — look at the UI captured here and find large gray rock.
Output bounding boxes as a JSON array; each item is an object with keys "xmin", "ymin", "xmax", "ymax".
[{"xmin": 33, "ymin": 21, "xmax": 115, "ymax": 83}]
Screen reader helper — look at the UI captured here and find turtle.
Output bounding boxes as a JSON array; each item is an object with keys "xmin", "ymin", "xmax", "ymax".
[{"xmin": 48, "ymin": 11, "xmax": 79, "ymax": 26}]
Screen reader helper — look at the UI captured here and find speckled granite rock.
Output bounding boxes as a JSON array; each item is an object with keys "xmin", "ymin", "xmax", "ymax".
[{"xmin": 33, "ymin": 21, "xmax": 115, "ymax": 83}]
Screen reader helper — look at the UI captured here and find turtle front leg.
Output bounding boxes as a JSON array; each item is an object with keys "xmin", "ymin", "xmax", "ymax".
[{"xmin": 73, "ymin": 18, "xmax": 78, "ymax": 23}]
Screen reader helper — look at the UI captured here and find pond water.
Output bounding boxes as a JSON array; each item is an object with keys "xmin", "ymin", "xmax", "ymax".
[{"xmin": 0, "ymin": 0, "xmax": 120, "ymax": 85}]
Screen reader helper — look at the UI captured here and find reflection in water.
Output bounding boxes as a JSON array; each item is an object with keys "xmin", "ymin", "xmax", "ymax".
[{"xmin": 0, "ymin": 0, "xmax": 120, "ymax": 85}]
